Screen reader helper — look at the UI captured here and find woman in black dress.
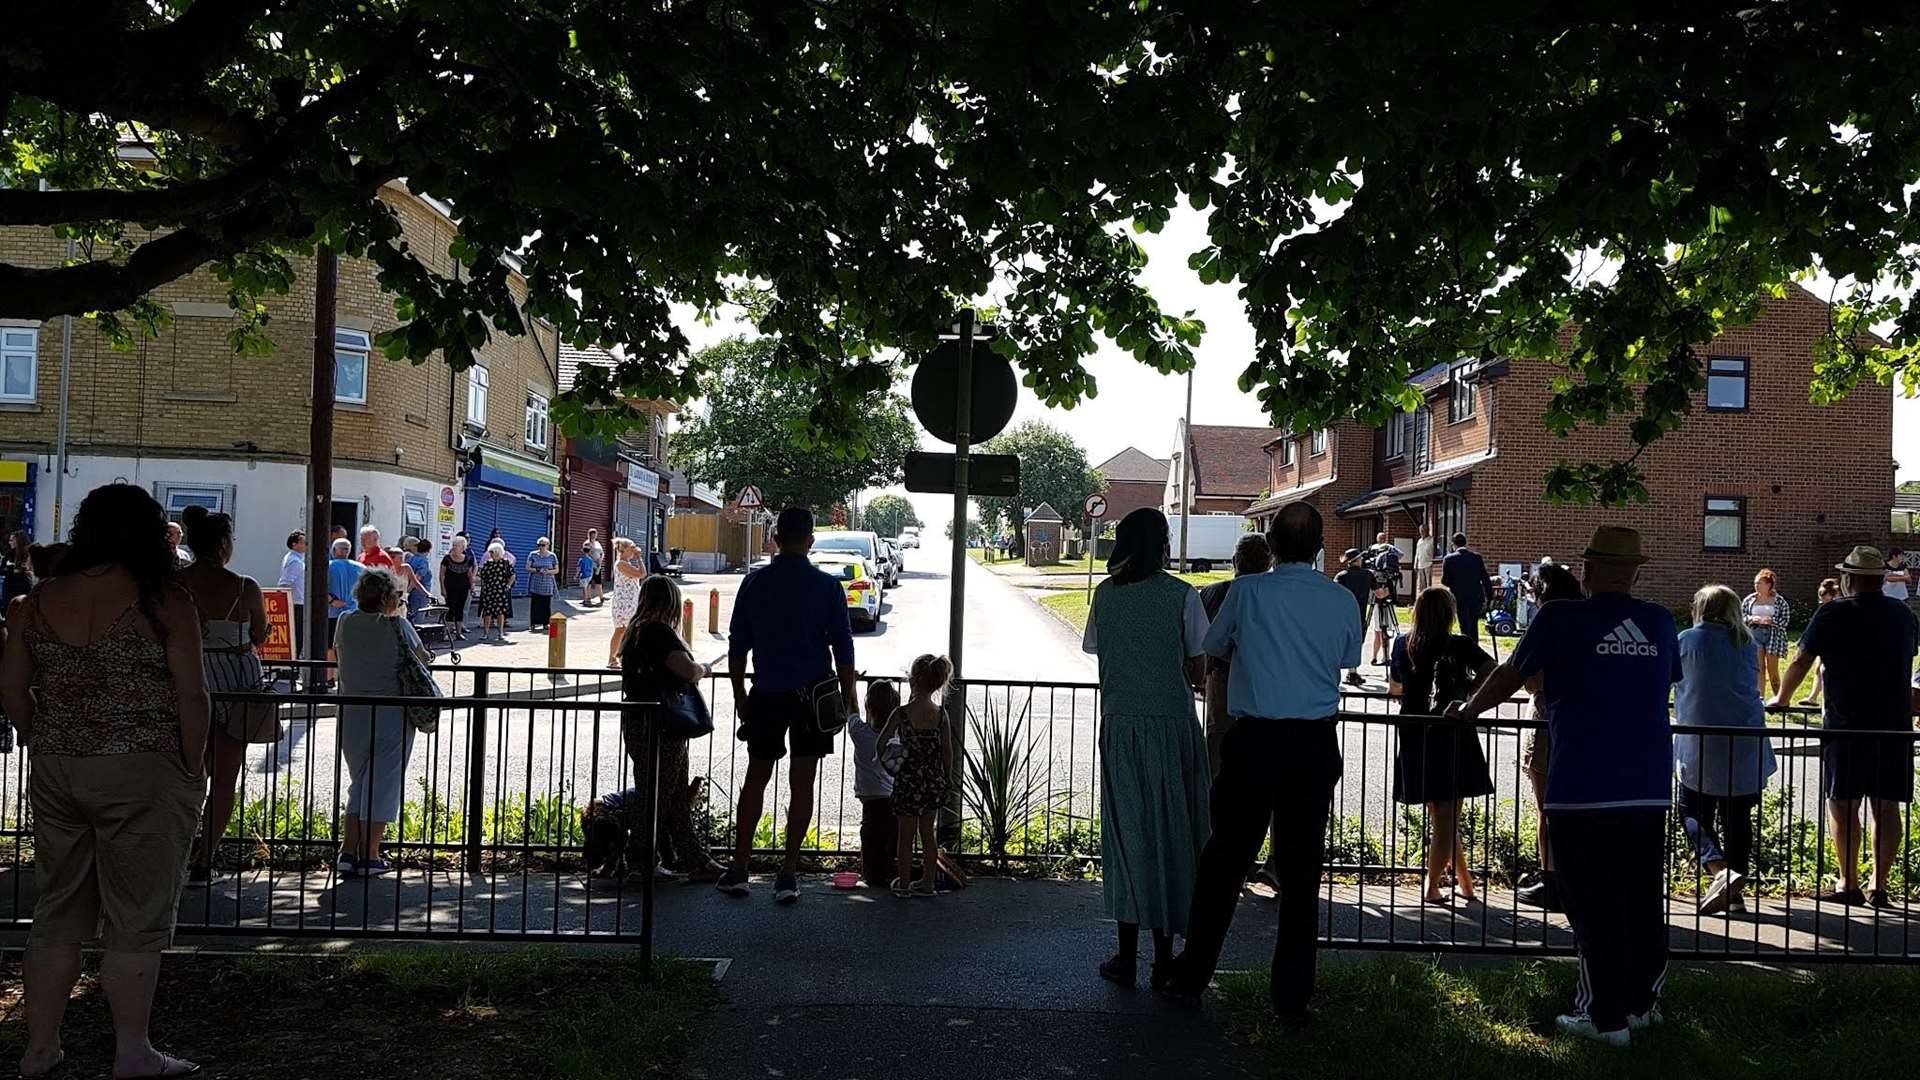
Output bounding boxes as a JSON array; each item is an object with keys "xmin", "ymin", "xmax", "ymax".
[
  {"xmin": 1390, "ymin": 585, "xmax": 1496, "ymax": 904},
  {"xmin": 439, "ymin": 535, "xmax": 476, "ymax": 640}
]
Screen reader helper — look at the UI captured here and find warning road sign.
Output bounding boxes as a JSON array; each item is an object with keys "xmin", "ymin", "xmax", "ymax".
[{"xmin": 737, "ymin": 484, "xmax": 763, "ymax": 508}]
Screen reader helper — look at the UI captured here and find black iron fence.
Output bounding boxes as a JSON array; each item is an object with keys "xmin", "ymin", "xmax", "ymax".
[{"xmin": 0, "ymin": 662, "xmax": 1914, "ymax": 964}]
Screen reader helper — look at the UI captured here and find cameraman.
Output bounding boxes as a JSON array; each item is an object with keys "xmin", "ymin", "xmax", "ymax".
[{"xmin": 1365, "ymin": 532, "xmax": 1403, "ymax": 665}]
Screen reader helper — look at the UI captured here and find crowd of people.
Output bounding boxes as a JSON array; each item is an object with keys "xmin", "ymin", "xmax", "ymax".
[{"xmin": 1, "ymin": 480, "xmax": 1918, "ymax": 1074}]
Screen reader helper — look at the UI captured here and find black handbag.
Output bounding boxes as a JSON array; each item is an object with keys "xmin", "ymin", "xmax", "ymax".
[
  {"xmin": 802, "ymin": 675, "xmax": 849, "ymax": 735},
  {"xmin": 623, "ymin": 635, "xmax": 714, "ymax": 739}
]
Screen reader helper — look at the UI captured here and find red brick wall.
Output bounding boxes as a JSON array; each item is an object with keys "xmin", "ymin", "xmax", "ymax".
[
  {"xmin": 1250, "ymin": 422, "xmax": 1379, "ymax": 577},
  {"xmin": 1466, "ymin": 290, "xmax": 1893, "ymax": 610},
  {"xmin": 1098, "ymin": 478, "xmax": 1163, "ymax": 522}
]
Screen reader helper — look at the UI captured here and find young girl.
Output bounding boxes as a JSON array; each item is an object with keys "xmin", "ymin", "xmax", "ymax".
[
  {"xmin": 848, "ymin": 679, "xmax": 901, "ymax": 887},
  {"xmin": 882, "ymin": 654, "xmax": 953, "ymax": 898},
  {"xmin": 1798, "ymin": 577, "xmax": 1840, "ymax": 706}
]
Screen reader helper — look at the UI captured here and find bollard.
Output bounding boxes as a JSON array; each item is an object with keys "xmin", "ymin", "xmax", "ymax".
[
  {"xmin": 682, "ymin": 598, "xmax": 694, "ymax": 642},
  {"xmin": 708, "ymin": 588, "xmax": 720, "ymax": 634},
  {"xmin": 547, "ymin": 612, "xmax": 567, "ymax": 667}
]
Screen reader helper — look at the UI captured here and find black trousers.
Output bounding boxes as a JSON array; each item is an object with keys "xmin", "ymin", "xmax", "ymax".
[
  {"xmin": 1548, "ymin": 807, "xmax": 1668, "ymax": 1032},
  {"xmin": 530, "ymin": 593, "xmax": 552, "ymax": 629},
  {"xmin": 1457, "ymin": 606, "xmax": 1482, "ymax": 645},
  {"xmin": 1675, "ymin": 786, "xmax": 1757, "ymax": 875},
  {"xmin": 1177, "ymin": 718, "xmax": 1341, "ymax": 1014}
]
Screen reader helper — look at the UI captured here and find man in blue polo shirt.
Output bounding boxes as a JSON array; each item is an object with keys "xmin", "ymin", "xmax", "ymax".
[
  {"xmin": 719, "ymin": 507, "xmax": 859, "ymax": 903},
  {"xmin": 1452, "ymin": 525, "xmax": 1679, "ymax": 1047}
]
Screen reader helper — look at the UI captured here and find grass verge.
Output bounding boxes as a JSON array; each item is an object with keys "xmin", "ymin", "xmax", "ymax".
[
  {"xmin": 0, "ymin": 947, "xmax": 715, "ymax": 1079},
  {"xmin": 1220, "ymin": 956, "xmax": 1920, "ymax": 1079}
]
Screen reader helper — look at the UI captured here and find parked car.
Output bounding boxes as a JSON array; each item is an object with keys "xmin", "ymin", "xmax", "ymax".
[
  {"xmin": 812, "ymin": 553, "xmax": 882, "ymax": 631},
  {"xmin": 812, "ymin": 530, "xmax": 886, "ymax": 584},
  {"xmin": 878, "ymin": 538, "xmax": 904, "ymax": 586},
  {"xmin": 898, "ymin": 530, "xmax": 919, "ymax": 549}
]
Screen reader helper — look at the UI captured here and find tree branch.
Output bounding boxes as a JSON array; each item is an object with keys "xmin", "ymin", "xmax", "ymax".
[{"xmin": 0, "ymin": 204, "xmax": 292, "ymax": 320}]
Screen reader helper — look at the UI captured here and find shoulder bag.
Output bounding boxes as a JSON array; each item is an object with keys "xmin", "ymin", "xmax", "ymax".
[
  {"xmin": 623, "ymin": 630, "xmax": 714, "ymax": 739},
  {"xmin": 388, "ymin": 615, "xmax": 443, "ymax": 733},
  {"xmin": 802, "ymin": 675, "xmax": 849, "ymax": 735}
]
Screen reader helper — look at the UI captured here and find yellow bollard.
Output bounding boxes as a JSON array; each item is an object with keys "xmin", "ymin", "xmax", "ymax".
[
  {"xmin": 682, "ymin": 598, "xmax": 694, "ymax": 642},
  {"xmin": 708, "ymin": 588, "xmax": 720, "ymax": 635},
  {"xmin": 547, "ymin": 613, "xmax": 567, "ymax": 667}
]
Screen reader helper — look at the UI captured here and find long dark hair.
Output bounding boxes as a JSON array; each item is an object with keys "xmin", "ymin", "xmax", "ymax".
[
  {"xmin": 1407, "ymin": 585, "xmax": 1457, "ymax": 666},
  {"xmin": 1107, "ymin": 507, "xmax": 1168, "ymax": 586},
  {"xmin": 1536, "ymin": 563, "xmax": 1582, "ymax": 605},
  {"xmin": 54, "ymin": 483, "xmax": 178, "ymax": 642}
]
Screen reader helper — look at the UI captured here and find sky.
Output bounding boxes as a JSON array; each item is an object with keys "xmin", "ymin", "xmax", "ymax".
[{"xmin": 676, "ymin": 206, "xmax": 1920, "ymax": 531}]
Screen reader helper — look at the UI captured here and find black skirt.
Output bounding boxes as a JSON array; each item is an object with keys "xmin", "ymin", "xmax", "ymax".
[{"xmin": 1394, "ymin": 707, "xmax": 1496, "ymax": 805}]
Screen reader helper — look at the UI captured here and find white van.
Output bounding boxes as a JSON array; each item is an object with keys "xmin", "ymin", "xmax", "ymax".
[{"xmin": 1172, "ymin": 514, "xmax": 1253, "ymax": 572}]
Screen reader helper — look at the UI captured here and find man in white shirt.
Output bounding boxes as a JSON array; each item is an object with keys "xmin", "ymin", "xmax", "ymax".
[
  {"xmin": 279, "ymin": 530, "xmax": 307, "ymax": 657},
  {"xmin": 1163, "ymin": 502, "xmax": 1362, "ymax": 1017},
  {"xmin": 1886, "ymin": 547, "xmax": 1912, "ymax": 608},
  {"xmin": 1413, "ymin": 524, "xmax": 1435, "ymax": 592}
]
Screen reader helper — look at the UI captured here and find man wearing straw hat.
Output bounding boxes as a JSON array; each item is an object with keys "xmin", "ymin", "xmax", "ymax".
[
  {"xmin": 1771, "ymin": 545, "xmax": 1919, "ymax": 909},
  {"xmin": 1451, "ymin": 525, "xmax": 1679, "ymax": 1047}
]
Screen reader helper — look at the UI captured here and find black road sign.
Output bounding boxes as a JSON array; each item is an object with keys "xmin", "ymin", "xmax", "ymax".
[
  {"xmin": 903, "ymin": 451, "xmax": 1020, "ymax": 496},
  {"xmin": 910, "ymin": 340, "xmax": 1017, "ymax": 444}
]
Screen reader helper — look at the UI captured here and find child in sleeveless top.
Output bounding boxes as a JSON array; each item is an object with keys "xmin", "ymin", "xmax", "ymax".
[{"xmin": 880, "ymin": 655, "xmax": 953, "ymax": 898}]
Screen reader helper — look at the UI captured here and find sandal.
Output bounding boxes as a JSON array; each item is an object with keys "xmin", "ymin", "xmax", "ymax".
[
  {"xmin": 1097, "ymin": 954, "xmax": 1135, "ymax": 987},
  {"xmin": 112, "ymin": 1052, "xmax": 201, "ymax": 1079}
]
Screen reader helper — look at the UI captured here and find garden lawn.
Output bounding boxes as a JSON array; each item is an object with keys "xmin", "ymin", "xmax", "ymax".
[
  {"xmin": 1036, "ymin": 570, "xmax": 1233, "ymax": 635},
  {"xmin": 0, "ymin": 947, "xmax": 715, "ymax": 1079},
  {"xmin": 1221, "ymin": 957, "xmax": 1920, "ymax": 1080}
]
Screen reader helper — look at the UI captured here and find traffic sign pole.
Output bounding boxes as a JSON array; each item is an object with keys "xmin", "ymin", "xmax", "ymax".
[
  {"xmin": 1082, "ymin": 491, "xmax": 1106, "ymax": 604},
  {"xmin": 942, "ymin": 309, "xmax": 975, "ymax": 852}
]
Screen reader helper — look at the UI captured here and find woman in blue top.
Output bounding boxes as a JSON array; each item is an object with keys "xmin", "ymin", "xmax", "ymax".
[
  {"xmin": 404, "ymin": 537, "xmax": 436, "ymax": 621},
  {"xmin": 1674, "ymin": 584, "xmax": 1777, "ymax": 916},
  {"xmin": 526, "ymin": 537, "xmax": 560, "ymax": 630}
]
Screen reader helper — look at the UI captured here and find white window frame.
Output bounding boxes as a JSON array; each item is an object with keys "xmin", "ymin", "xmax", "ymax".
[
  {"xmin": 333, "ymin": 328, "xmax": 370, "ymax": 405},
  {"xmin": 1279, "ymin": 431, "xmax": 1295, "ymax": 466},
  {"xmin": 1, "ymin": 327, "xmax": 39, "ymax": 403},
  {"xmin": 1311, "ymin": 428, "xmax": 1328, "ymax": 456},
  {"xmin": 1385, "ymin": 412, "xmax": 1406, "ymax": 458},
  {"xmin": 1448, "ymin": 361, "xmax": 1478, "ymax": 422},
  {"xmin": 154, "ymin": 482, "xmax": 236, "ymax": 521},
  {"xmin": 466, "ymin": 363, "xmax": 491, "ymax": 429},
  {"xmin": 525, "ymin": 389, "xmax": 551, "ymax": 451}
]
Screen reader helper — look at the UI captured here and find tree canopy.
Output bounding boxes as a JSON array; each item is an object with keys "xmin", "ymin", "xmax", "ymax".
[
  {"xmin": 860, "ymin": 494, "xmax": 921, "ymax": 539},
  {"xmin": 6, "ymin": 3, "xmax": 1919, "ymax": 500},
  {"xmin": 976, "ymin": 420, "xmax": 1101, "ymax": 553},
  {"xmin": 668, "ymin": 337, "xmax": 918, "ymax": 513}
]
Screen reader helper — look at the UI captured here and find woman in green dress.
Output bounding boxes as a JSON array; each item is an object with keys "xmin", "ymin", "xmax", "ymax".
[{"xmin": 1083, "ymin": 508, "xmax": 1212, "ymax": 989}]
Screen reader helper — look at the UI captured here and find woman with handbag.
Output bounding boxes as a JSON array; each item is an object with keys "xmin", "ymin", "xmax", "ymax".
[
  {"xmin": 619, "ymin": 575, "xmax": 725, "ymax": 881},
  {"xmin": 178, "ymin": 504, "xmax": 275, "ymax": 887},
  {"xmin": 330, "ymin": 567, "xmax": 431, "ymax": 877}
]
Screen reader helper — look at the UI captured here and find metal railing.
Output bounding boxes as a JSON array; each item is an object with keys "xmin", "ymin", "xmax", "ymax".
[{"xmin": 0, "ymin": 661, "xmax": 1914, "ymax": 966}]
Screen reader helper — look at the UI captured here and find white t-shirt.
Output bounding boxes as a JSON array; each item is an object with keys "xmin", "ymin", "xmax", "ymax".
[
  {"xmin": 587, "ymin": 540, "xmax": 606, "ymax": 567},
  {"xmin": 1885, "ymin": 556, "xmax": 1911, "ymax": 601}
]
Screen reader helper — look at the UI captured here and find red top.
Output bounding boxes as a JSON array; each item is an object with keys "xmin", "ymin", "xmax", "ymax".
[{"xmin": 359, "ymin": 546, "xmax": 395, "ymax": 569}]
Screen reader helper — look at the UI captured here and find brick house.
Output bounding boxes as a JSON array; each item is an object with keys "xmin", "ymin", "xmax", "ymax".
[
  {"xmin": 1247, "ymin": 287, "xmax": 1894, "ymax": 607},
  {"xmin": 1164, "ymin": 421, "xmax": 1285, "ymax": 518},
  {"xmin": 0, "ymin": 183, "xmax": 563, "ymax": 589},
  {"xmin": 1092, "ymin": 446, "xmax": 1170, "ymax": 523},
  {"xmin": 554, "ymin": 343, "xmax": 675, "ymax": 583}
]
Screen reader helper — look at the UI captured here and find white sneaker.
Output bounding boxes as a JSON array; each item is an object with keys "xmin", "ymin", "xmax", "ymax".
[
  {"xmin": 1555, "ymin": 1013, "xmax": 1630, "ymax": 1047},
  {"xmin": 1627, "ymin": 1005, "xmax": 1664, "ymax": 1031},
  {"xmin": 1699, "ymin": 868, "xmax": 1746, "ymax": 915}
]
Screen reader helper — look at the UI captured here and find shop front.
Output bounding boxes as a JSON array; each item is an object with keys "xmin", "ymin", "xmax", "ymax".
[{"xmin": 464, "ymin": 446, "xmax": 560, "ymax": 598}]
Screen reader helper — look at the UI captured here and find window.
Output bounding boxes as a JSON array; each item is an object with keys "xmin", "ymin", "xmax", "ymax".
[
  {"xmin": 334, "ymin": 328, "xmax": 370, "ymax": 404},
  {"xmin": 1, "ymin": 327, "xmax": 38, "ymax": 402},
  {"xmin": 525, "ymin": 390, "xmax": 550, "ymax": 450},
  {"xmin": 1280, "ymin": 434, "xmax": 1294, "ymax": 466},
  {"xmin": 1703, "ymin": 496, "xmax": 1745, "ymax": 551},
  {"xmin": 1706, "ymin": 356, "xmax": 1749, "ymax": 411},
  {"xmin": 154, "ymin": 482, "xmax": 235, "ymax": 521},
  {"xmin": 402, "ymin": 496, "xmax": 429, "ymax": 537},
  {"xmin": 466, "ymin": 363, "xmax": 490, "ymax": 428},
  {"xmin": 1311, "ymin": 429, "xmax": 1328, "ymax": 456},
  {"xmin": 1448, "ymin": 360, "xmax": 1477, "ymax": 422},
  {"xmin": 1385, "ymin": 412, "xmax": 1406, "ymax": 458}
]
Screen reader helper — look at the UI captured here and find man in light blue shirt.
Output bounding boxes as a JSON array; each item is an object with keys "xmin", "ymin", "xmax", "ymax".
[{"xmin": 1166, "ymin": 502, "xmax": 1360, "ymax": 1017}]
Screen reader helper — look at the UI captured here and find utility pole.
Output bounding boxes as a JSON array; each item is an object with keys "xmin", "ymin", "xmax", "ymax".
[
  {"xmin": 1177, "ymin": 366, "xmax": 1193, "ymax": 572},
  {"xmin": 50, "ymin": 234, "xmax": 74, "ymax": 537},
  {"xmin": 306, "ymin": 245, "xmax": 338, "ymax": 676}
]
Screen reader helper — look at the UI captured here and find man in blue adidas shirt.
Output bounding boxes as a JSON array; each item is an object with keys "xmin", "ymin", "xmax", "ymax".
[{"xmin": 1451, "ymin": 526, "xmax": 1680, "ymax": 1047}]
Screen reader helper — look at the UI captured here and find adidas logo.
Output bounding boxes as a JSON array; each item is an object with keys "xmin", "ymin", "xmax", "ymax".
[{"xmin": 1596, "ymin": 618, "xmax": 1659, "ymax": 657}]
